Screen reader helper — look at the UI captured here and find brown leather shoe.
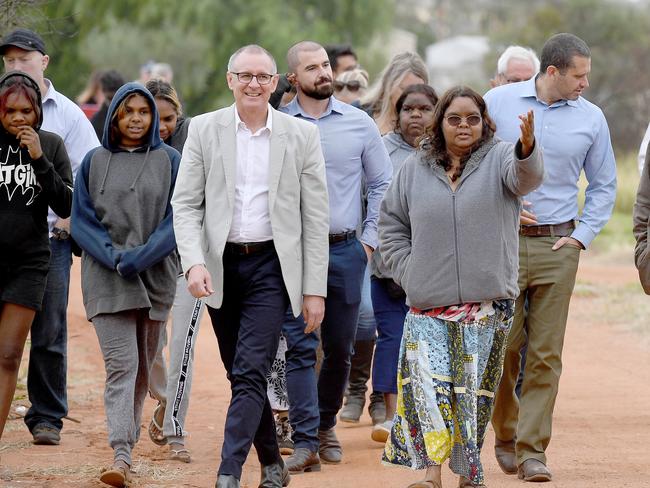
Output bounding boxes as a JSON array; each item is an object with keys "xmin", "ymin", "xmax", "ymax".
[
  {"xmin": 285, "ymin": 447, "xmax": 321, "ymax": 473},
  {"xmin": 494, "ymin": 438, "xmax": 517, "ymax": 475},
  {"xmin": 517, "ymin": 459, "xmax": 552, "ymax": 482},
  {"xmin": 318, "ymin": 428, "xmax": 342, "ymax": 464}
]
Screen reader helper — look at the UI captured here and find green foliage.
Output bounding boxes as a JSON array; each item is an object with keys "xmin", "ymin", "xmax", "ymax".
[{"xmin": 31, "ymin": 0, "xmax": 393, "ymax": 115}]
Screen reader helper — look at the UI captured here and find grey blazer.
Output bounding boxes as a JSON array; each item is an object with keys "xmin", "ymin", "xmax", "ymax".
[{"xmin": 171, "ymin": 104, "xmax": 330, "ymax": 315}]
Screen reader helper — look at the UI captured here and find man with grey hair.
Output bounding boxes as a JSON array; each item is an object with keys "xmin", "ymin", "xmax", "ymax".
[
  {"xmin": 486, "ymin": 33, "xmax": 616, "ymax": 482},
  {"xmin": 279, "ymin": 40, "xmax": 392, "ymax": 474},
  {"xmin": 490, "ymin": 45, "xmax": 540, "ymax": 88},
  {"xmin": 172, "ymin": 44, "xmax": 330, "ymax": 488}
]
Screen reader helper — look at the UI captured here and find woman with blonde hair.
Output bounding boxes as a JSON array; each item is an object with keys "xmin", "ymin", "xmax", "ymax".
[{"xmin": 361, "ymin": 52, "xmax": 429, "ymax": 134}]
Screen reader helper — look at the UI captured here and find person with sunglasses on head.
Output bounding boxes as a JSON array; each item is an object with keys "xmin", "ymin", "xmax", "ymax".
[
  {"xmin": 379, "ymin": 86, "xmax": 543, "ymax": 488},
  {"xmin": 333, "ymin": 68, "xmax": 368, "ymax": 106}
]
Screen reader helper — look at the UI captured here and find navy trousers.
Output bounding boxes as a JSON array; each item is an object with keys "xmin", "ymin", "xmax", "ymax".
[
  {"xmin": 207, "ymin": 246, "xmax": 288, "ymax": 479},
  {"xmin": 25, "ymin": 238, "xmax": 72, "ymax": 432},
  {"xmin": 283, "ymin": 238, "xmax": 367, "ymax": 451}
]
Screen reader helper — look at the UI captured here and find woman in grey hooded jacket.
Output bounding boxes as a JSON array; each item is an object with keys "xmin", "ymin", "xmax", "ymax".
[
  {"xmin": 71, "ymin": 82, "xmax": 180, "ymax": 487},
  {"xmin": 379, "ymin": 86, "xmax": 543, "ymax": 488}
]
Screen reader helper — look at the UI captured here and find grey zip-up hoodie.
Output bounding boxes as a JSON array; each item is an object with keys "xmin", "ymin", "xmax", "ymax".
[
  {"xmin": 372, "ymin": 131, "xmax": 416, "ymax": 279},
  {"xmin": 378, "ymin": 138, "xmax": 543, "ymax": 309},
  {"xmin": 71, "ymin": 82, "xmax": 180, "ymax": 321}
]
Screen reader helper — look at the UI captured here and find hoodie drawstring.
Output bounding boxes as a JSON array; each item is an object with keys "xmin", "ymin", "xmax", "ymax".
[
  {"xmin": 130, "ymin": 145, "xmax": 151, "ymax": 191},
  {"xmin": 99, "ymin": 152, "xmax": 113, "ymax": 194}
]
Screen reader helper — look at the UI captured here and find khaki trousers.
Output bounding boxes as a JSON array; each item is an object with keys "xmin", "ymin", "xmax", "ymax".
[{"xmin": 491, "ymin": 236, "xmax": 580, "ymax": 465}]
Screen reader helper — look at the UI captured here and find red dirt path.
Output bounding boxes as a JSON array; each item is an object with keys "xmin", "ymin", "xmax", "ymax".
[{"xmin": 1, "ymin": 253, "xmax": 648, "ymax": 487}]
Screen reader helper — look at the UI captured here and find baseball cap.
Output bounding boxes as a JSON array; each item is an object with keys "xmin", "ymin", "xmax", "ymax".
[{"xmin": 0, "ymin": 28, "xmax": 46, "ymax": 55}]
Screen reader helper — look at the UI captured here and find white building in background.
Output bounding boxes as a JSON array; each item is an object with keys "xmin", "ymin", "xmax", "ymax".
[{"xmin": 426, "ymin": 35, "xmax": 490, "ymax": 93}]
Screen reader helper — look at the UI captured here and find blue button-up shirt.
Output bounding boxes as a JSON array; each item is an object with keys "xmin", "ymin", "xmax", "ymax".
[
  {"xmin": 281, "ymin": 96, "xmax": 392, "ymax": 249},
  {"xmin": 484, "ymin": 77, "xmax": 616, "ymax": 248}
]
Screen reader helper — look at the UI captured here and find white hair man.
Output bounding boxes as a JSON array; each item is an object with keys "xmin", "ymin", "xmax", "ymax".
[{"xmin": 490, "ymin": 45, "xmax": 540, "ymax": 87}]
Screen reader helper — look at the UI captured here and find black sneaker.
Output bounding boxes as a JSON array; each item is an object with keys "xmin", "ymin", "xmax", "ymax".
[
  {"xmin": 275, "ymin": 412, "xmax": 294, "ymax": 455},
  {"xmin": 32, "ymin": 424, "xmax": 61, "ymax": 445}
]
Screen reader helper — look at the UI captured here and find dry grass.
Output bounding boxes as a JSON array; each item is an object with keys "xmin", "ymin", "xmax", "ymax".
[{"xmin": 4, "ymin": 458, "xmax": 203, "ymax": 483}]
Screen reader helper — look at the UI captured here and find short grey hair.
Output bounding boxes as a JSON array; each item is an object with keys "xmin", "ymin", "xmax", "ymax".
[
  {"xmin": 496, "ymin": 45, "xmax": 540, "ymax": 76},
  {"xmin": 227, "ymin": 44, "xmax": 277, "ymax": 74}
]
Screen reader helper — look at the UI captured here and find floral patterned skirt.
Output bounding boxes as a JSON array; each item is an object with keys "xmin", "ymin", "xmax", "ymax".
[{"xmin": 382, "ymin": 300, "xmax": 513, "ymax": 486}]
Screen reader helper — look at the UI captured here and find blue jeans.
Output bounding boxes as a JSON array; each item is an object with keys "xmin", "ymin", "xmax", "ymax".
[
  {"xmin": 283, "ymin": 238, "xmax": 367, "ymax": 450},
  {"xmin": 370, "ymin": 277, "xmax": 408, "ymax": 394},
  {"xmin": 25, "ymin": 238, "xmax": 72, "ymax": 432}
]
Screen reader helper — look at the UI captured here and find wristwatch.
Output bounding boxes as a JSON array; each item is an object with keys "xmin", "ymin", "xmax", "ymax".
[{"xmin": 52, "ymin": 227, "xmax": 70, "ymax": 240}]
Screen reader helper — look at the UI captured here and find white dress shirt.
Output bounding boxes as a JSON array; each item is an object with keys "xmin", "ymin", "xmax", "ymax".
[
  {"xmin": 41, "ymin": 79, "xmax": 101, "ymax": 233},
  {"xmin": 227, "ymin": 108, "xmax": 273, "ymax": 243}
]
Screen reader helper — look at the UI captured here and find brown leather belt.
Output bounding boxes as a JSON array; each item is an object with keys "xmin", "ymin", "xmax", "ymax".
[
  {"xmin": 519, "ymin": 221, "xmax": 575, "ymax": 237},
  {"xmin": 329, "ymin": 230, "xmax": 356, "ymax": 244},
  {"xmin": 224, "ymin": 240, "xmax": 274, "ymax": 256}
]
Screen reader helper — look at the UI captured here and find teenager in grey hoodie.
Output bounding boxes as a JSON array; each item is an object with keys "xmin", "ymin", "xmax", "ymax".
[
  {"xmin": 369, "ymin": 84, "xmax": 438, "ymax": 445},
  {"xmin": 379, "ymin": 86, "xmax": 543, "ymax": 488},
  {"xmin": 71, "ymin": 82, "xmax": 180, "ymax": 487}
]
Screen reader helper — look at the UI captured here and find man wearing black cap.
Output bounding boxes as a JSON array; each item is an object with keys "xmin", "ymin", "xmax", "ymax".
[{"xmin": 0, "ymin": 28, "xmax": 100, "ymax": 446}]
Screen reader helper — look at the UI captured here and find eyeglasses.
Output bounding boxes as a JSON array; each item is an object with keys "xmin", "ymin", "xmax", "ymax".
[
  {"xmin": 230, "ymin": 72, "xmax": 275, "ymax": 85},
  {"xmin": 445, "ymin": 115, "xmax": 482, "ymax": 127},
  {"xmin": 333, "ymin": 80, "xmax": 364, "ymax": 93}
]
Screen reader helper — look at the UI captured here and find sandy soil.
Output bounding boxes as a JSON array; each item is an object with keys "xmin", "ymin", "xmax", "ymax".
[{"xmin": 1, "ymin": 252, "xmax": 649, "ymax": 488}]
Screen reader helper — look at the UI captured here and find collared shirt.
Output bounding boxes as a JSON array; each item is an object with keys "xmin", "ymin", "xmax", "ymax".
[
  {"xmin": 227, "ymin": 108, "xmax": 273, "ymax": 243},
  {"xmin": 484, "ymin": 76, "xmax": 617, "ymax": 248},
  {"xmin": 41, "ymin": 79, "xmax": 101, "ymax": 233},
  {"xmin": 281, "ymin": 96, "xmax": 392, "ymax": 249}
]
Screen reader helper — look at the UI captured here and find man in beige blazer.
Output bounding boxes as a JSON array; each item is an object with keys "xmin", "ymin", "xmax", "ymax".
[{"xmin": 171, "ymin": 44, "xmax": 329, "ymax": 488}]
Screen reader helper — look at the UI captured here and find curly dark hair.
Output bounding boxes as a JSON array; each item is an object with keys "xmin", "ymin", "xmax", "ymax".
[{"xmin": 423, "ymin": 86, "xmax": 496, "ymax": 181}]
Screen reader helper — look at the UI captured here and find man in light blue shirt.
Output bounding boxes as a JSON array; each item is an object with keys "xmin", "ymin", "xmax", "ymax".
[
  {"xmin": 1, "ymin": 28, "xmax": 100, "ymax": 446},
  {"xmin": 485, "ymin": 33, "xmax": 616, "ymax": 482},
  {"xmin": 279, "ymin": 41, "xmax": 392, "ymax": 473}
]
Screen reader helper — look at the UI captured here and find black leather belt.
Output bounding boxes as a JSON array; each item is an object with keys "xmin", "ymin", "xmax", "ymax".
[
  {"xmin": 224, "ymin": 240, "xmax": 274, "ymax": 256},
  {"xmin": 519, "ymin": 220, "xmax": 575, "ymax": 237},
  {"xmin": 329, "ymin": 230, "xmax": 356, "ymax": 244}
]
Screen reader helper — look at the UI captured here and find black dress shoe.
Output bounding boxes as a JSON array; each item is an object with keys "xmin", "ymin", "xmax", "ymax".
[
  {"xmin": 318, "ymin": 428, "xmax": 342, "ymax": 464},
  {"xmin": 259, "ymin": 458, "xmax": 291, "ymax": 488},
  {"xmin": 285, "ymin": 447, "xmax": 321, "ymax": 473},
  {"xmin": 216, "ymin": 474, "xmax": 240, "ymax": 488}
]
